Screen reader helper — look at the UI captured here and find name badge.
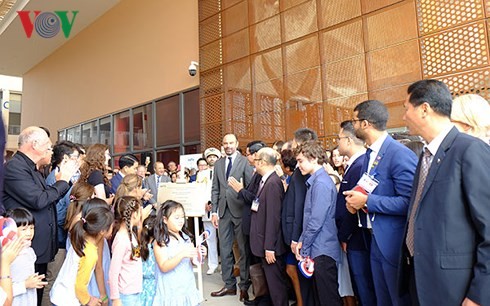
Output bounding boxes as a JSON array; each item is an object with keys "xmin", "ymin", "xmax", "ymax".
[
  {"xmin": 251, "ymin": 199, "xmax": 260, "ymax": 212},
  {"xmin": 357, "ymin": 172, "xmax": 379, "ymax": 194}
]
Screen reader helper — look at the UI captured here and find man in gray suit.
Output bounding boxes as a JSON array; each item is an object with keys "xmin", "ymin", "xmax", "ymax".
[
  {"xmin": 210, "ymin": 134, "xmax": 254, "ymax": 302},
  {"xmin": 399, "ymin": 79, "xmax": 490, "ymax": 305},
  {"xmin": 143, "ymin": 161, "xmax": 170, "ymax": 206}
]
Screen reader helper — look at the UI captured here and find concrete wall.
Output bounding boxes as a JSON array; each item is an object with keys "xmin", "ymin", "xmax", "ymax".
[{"xmin": 21, "ymin": 0, "xmax": 199, "ymax": 139}]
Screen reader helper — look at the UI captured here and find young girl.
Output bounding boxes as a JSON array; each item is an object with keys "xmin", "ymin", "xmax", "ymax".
[
  {"xmin": 6, "ymin": 208, "xmax": 47, "ymax": 306},
  {"xmin": 152, "ymin": 200, "xmax": 204, "ymax": 306},
  {"xmin": 140, "ymin": 212, "xmax": 157, "ymax": 306},
  {"xmin": 51, "ymin": 201, "xmax": 114, "ymax": 306},
  {"xmin": 109, "ymin": 196, "xmax": 143, "ymax": 306}
]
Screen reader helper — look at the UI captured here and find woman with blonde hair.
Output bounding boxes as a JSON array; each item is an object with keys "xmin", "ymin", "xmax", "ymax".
[
  {"xmin": 79, "ymin": 144, "xmax": 114, "ymax": 204},
  {"xmin": 452, "ymin": 94, "xmax": 490, "ymax": 143}
]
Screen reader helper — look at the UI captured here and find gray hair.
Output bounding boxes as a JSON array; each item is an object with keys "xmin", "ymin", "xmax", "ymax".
[
  {"xmin": 18, "ymin": 126, "xmax": 48, "ymax": 148},
  {"xmin": 257, "ymin": 147, "xmax": 277, "ymax": 166}
]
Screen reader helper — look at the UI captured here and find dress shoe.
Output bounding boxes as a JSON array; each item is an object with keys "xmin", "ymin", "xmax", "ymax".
[
  {"xmin": 211, "ymin": 287, "xmax": 237, "ymax": 297},
  {"xmin": 240, "ymin": 289, "xmax": 250, "ymax": 302},
  {"xmin": 233, "ymin": 267, "xmax": 240, "ymax": 277},
  {"xmin": 244, "ymin": 298, "xmax": 258, "ymax": 305}
]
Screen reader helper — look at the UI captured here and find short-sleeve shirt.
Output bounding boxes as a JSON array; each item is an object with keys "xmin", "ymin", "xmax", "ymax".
[{"xmin": 87, "ymin": 170, "xmax": 111, "ymax": 197}]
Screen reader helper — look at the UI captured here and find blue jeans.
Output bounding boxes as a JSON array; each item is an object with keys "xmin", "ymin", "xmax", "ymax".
[{"xmin": 119, "ymin": 293, "xmax": 141, "ymax": 306}]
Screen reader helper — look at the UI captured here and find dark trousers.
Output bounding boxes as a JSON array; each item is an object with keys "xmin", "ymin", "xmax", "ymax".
[
  {"xmin": 35, "ymin": 263, "xmax": 48, "ymax": 306},
  {"xmin": 347, "ymin": 249, "xmax": 376, "ymax": 306},
  {"xmin": 408, "ymin": 257, "xmax": 420, "ymax": 306},
  {"xmin": 218, "ymin": 208, "xmax": 250, "ymax": 290},
  {"xmin": 261, "ymin": 256, "xmax": 288, "ymax": 306},
  {"xmin": 299, "ymin": 269, "xmax": 315, "ymax": 306},
  {"xmin": 312, "ymin": 255, "xmax": 341, "ymax": 306}
]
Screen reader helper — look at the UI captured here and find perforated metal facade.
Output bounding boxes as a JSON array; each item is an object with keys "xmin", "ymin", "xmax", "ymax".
[{"xmin": 199, "ymin": 0, "xmax": 490, "ymax": 148}]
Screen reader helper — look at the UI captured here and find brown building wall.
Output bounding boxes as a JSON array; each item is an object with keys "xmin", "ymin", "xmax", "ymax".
[
  {"xmin": 21, "ymin": 0, "xmax": 199, "ymax": 138},
  {"xmin": 199, "ymin": 0, "xmax": 490, "ymax": 149}
]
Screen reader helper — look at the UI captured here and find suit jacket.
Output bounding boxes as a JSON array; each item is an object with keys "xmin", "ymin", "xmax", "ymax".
[
  {"xmin": 211, "ymin": 153, "xmax": 254, "ymax": 218},
  {"xmin": 335, "ymin": 153, "xmax": 369, "ymax": 250},
  {"xmin": 238, "ymin": 172, "xmax": 262, "ymax": 235},
  {"xmin": 365, "ymin": 135, "xmax": 417, "ymax": 266},
  {"xmin": 109, "ymin": 172, "xmax": 123, "ymax": 194},
  {"xmin": 399, "ymin": 127, "xmax": 490, "ymax": 305},
  {"xmin": 250, "ymin": 172, "xmax": 286, "ymax": 257},
  {"xmin": 281, "ymin": 168, "xmax": 308, "ymax": 245},
  {"xmin": 3, "ymin": 152, "xmax": 70, "ymax": 263},
  {"xmin": 143, "ymin": 173, "xmax": 170, "ymax": 204}
]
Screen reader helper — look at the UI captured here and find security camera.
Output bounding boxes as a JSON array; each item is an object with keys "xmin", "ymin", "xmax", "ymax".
[{"xmin": 188, "ymin": 61, "xmax": 199, "ymax": 76}]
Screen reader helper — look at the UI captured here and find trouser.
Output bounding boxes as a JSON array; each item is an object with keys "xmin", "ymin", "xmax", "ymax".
[{"xmin": 203, "ymin": 221, "xmax": 218, "ymax": 268}]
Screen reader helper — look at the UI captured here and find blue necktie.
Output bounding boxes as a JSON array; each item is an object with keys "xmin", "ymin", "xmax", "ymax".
[
  {"xmin": 226, "ymin": 157, "xmax": 232, "ymax": 179},
  {"xmin": 362, "ymin": 148, "xmax": 372, "ymax": 173}
]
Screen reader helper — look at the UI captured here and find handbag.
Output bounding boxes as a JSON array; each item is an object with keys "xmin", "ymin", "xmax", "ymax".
[{"xmin": 249, "ymin": 263, "xmax": 269, "ymax": 297}]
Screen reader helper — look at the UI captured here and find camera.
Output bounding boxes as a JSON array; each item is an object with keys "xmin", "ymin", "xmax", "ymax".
[{"xmin": 188, "ymin": 61, "xmax": 199, "ymax": 76}]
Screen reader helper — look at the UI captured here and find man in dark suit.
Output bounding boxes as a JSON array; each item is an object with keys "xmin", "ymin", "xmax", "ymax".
[
  {"xmin": 109, "ymin": 154, "xmax": 139, "ymax": 194},
  {"xmin": 210, "ymin": 134, "xmax": 254, "ymax": 302},
  {"xmin": 249, "ymin": 147, "xmax": 288, "ymax": 306},
  {"xmin": 335, "ymin": 121, "xmax": 376, "ymax": 306},
  {"xmin": 344, "ymin": 100, "xmax": 417, "ymax": 306},
  {"xmin": 399, "ymin": 79, "xmax": 490, "ymax": 306},
  {"xmin": 143, "ymin": 161, "xmax": 171, "ymax": 206},
  {"xmin": 281, "ymin": 128, "xmax": 318, "ymax": 306},
  {"xmin": 3, "ymin": 126, "xmax": 79, "ymax": 305}
]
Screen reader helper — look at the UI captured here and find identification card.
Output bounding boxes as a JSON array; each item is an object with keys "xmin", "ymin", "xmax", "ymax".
[
  {"xmin": 357, "ymin": 172, "xmax": 379, "ymax": 194},
  {"xmin": 251, "ymin": 199, "xmax": 260, "ymax": 212}
]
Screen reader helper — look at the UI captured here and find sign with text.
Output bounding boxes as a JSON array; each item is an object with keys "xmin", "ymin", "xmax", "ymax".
[{"xmin": 157, "ymin": 182, "xmax": 209, "ymax": 217}]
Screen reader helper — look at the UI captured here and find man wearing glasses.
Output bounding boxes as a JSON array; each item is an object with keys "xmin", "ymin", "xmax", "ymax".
[
  {"xmin": 343, "ymin": 100, "xmax": 417, "ymax": 306},
  {"xmin": 3, "ymin": 127, "xmax": 79, "ymax": 305}
]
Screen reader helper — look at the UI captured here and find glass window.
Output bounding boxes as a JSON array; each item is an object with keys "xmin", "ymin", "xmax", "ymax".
[
  {"xmin": 133, "ymin": 104, "xmax": 153, "ymax": 150},
  {"xmin": 82, "ymin": 121, "xmax": 98, "ymax": 146},
  {"xmin": 114, "ymin": 111, "xmax": 130, "ymax": 154},
  {"xmin": 100, "ymin": 116, "xmax": 111, "ymax": 146},
  {"xmin": 183, "ymin": 89, "xmax": 200, "ymax": 143},
  {"xmin": 184, "ymin": 144, "xmax": 201, "ymax": 155},
  {"xmin": 156, "ymin": 95, "xmax": 180, "ymax": 147},
  {"xmin": 156, "ymin": 148, "xmax": 180, "ymax": 172},
  {"xmin": 8, "ymin": 93, "xmax": 21, "ymax": 135},
  {"xmin": 136, "ymin": 151, "xmax": 153, "ymax": 171},
  {"xmin": 58, "ymin": 130, "xmax": 66, "ymax": 141},
  {"xmin": 67, "ymin": 126, "xmax": 81, "ymax": 143}
]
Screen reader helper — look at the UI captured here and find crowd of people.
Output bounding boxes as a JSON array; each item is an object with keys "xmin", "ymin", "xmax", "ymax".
[{"xmin": 0, "ymin": 79, "xmax": 489, "ymax": 306}]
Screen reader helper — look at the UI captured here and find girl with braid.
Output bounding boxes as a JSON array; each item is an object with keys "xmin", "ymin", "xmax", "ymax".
[
  {"xmin": 50, "ymin": 202, "xmax": 114, "ymax": 306},
  {"xmin": 109, "ymin": 196, "xmax": 143, "ymax": 306}
]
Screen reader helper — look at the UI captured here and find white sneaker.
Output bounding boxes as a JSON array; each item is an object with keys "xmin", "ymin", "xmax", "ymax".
[{"xmin": 207, "ymin": 267, "xmax": 217, "ymax": 275}]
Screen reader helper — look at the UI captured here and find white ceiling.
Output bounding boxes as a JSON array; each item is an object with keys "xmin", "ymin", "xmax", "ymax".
[{"xmin": 0, "ymin": 0, "xmax": 120, "ymax": 77}]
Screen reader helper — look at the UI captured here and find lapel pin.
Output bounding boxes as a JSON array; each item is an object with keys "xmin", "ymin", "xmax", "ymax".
[{"xmin": 437, "ymin": 158, "xmax": 441, "ymax": 164}]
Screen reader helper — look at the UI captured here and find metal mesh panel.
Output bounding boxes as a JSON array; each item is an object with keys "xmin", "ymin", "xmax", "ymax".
[
  {"xmin": 200, "ymin": 68, "xmax": 224, "ymax": 97},
  {"xmin": 317, "ymin": 0, "xmax": 361, "ymax": 29},
  {"xmin": 249, "ymin": 0, "xmax": 280, "ymax": 24},
  {"xmin": 250, "ymin": 15, "xmax": 281, "ymax": 53},
  {"xmin": 324, "ymin": 94, "xmax": 368, "ymax": 136},
  {"xmin": 285, "ymin": 102, "xmax": 324, "ymax": 137},
  {"xmin": 199, "ymin": 0, "xmax": 221, "ymax": 22},
  {"xmin": 201, "ymin": 122, "xmax": 223, "ymax": 149},
  {"xmin": 222, "ymin": 0, "xmax": 242, "ymax": 10},
  {"xmin": 201, "ymin": 94, "xmax": 224, "ymax": 124},
  {"xmin": 200, "ymin": 40, "xmax": 223, "ymax": 72},
  {"xmin": 282, "ymin": 0, "xmax": 318, "ymax": 42},
  {"xmin": 223, "ymin": 28, "xmax": 250, "ymax": 62},
  {"xmin": 253, "ymin": 48, "xmax": 283, "ymax": 84},
  {"xmin": 420, "ymin": 21, "xmax": 490, "ymax": 78},
  {"xmin": 285, "ymin": 35, "xmax": 319, "ymax": 74},
  {"xmin": 361, "ymin": 0, "xmax": 403, "ymax": 14},
  {"xmin": 200, "ymin": 14, "xmax": 221, "ymax": 47},
  {"xmin": 324, "ymin": 55, "xmax": 368, "ymax": 100},
  {"xmin": 367, "ymin": 39, "xmax": 422, "ymax": 91},
  {"xmin": 222, "ymin": 1, "xmax": 248, "ymax": 37},
  {"xmin": 320, "ymin": 20, "xmax": 364, "ymax": 64},
  {"xmin": 286, "ymin": 68, "xmax": 323, "ymax": 103},
  {"xmin": 281, "ymin": 0, "xmax": 310, "ymax": 12},
  {"xmin": 436, "ymin": 68, "xmax": 490, "ymax": 100},
  {"xmin": 365, "ymin": 1, "xmax": 418, "ymax": 51},
  {"xmin": 417, "ymin": 0, "xmax": 485, "ymax": 35}
]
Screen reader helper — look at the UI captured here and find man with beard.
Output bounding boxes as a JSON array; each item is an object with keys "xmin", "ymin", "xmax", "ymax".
[
  {"xmin": 210, "ymin": 134, "xmax": 254, "ymax": 302},
  {"xmin": 343, "ymin": 100, "xmax": 417, "ymax": 306}
]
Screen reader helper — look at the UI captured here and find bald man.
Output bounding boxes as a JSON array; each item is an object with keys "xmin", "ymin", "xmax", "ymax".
[{"xmin": 3, "ymin": 126, "xmax": 79, "ymax": 305}]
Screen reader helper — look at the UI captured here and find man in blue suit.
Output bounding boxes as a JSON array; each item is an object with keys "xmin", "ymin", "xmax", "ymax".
[
  {"xmin": 344, "ymin": 100, "xmax": 417, "ymax": 306},
  {"xmin": 400, "ymin": 80, "xmax": 490, "ymax": 306},
  {"xmin": 335, "ymin": 120, "xmax": 376, "ymax": 306},
  {"xmin": 109, "ymin": 154, "xmax": 139, "ymax": 194}
]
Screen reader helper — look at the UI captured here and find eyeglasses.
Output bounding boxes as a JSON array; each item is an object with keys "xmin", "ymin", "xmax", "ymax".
[
  {"xmin": 350, "ymin": 118, "xmax": 366, "ymax": 124},
  {"xmin": 253, "ymin": 158, "xmax": 262, "ymax": 162},
  {"xmin": 335, "ymin": 136, "xmax": 350, "ymax": 141}
]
